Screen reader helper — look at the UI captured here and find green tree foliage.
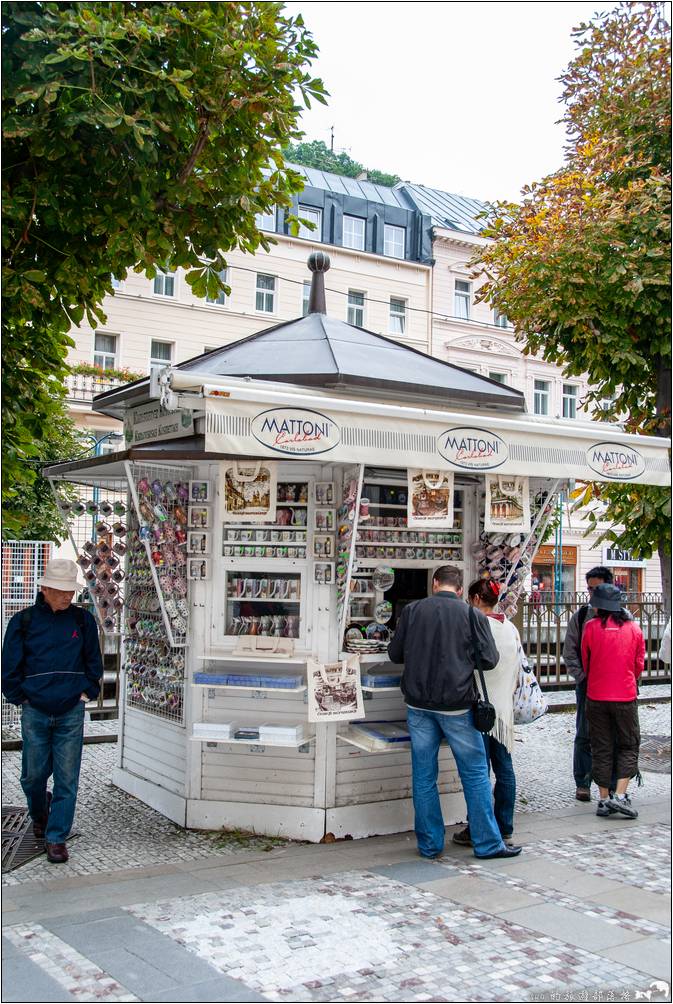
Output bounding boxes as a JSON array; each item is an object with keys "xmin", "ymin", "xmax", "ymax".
[
  {"xmin": 286, "ymin": 139, "xmax": 401, "ymax": 187},
  {"xmin": 472, "ymin": 4, "xmax": 671, "ymax": 594},
  {"xmin": 2, "ymin": 1, "xmax": 326, "ymax": 511},
  {"xmin": 2, "ymin": 396, "xmax": 88, "ymax": 541}
]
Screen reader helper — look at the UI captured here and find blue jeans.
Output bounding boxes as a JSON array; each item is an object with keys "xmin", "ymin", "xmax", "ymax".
[
  {"xmin": 407, "ymin": 707, "xmax": 505, "ymax": 858},
  {"xmin": 483, "ymin": 734, "xmax": 516, "ymax": 837},
  {"xmin": 574, "ymin": 681, "xmax": 593, "ymax": 789},
  {"xmin": 21, "ymin": 702, "xmax": 85, "ymax": 843}
]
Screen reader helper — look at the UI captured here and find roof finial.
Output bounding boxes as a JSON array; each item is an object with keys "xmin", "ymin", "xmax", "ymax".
[{"xmin": 307, "ymin": 252, "xmax": 330, "ymax": 314}]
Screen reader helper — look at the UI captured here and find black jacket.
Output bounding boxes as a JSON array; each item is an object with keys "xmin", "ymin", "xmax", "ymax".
[
  {"xmin": 387, "ymin": 591, "xmax": 499, "ymax": 711},
  {"xmin": 2, "ymin": 593, "xmax": 103, "ymax": 716}
]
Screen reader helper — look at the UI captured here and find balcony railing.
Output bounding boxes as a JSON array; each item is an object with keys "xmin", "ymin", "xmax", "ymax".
[{"xmin": 65, "ymin": 372, "xmax": 127, "ymax": 403}]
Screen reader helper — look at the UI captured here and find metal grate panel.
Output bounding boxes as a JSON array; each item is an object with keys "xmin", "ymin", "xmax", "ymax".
[{"xmin": 1, "ymin": 806, "xmax": 43, "ymax": 873}]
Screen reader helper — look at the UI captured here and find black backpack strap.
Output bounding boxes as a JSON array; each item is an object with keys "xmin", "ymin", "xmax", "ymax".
[
  {"xmin": 468, "ymin": 605, "xmax": 490, "ymax": 703},
  {"xmin": 20, "ymin": 606, "xmax": 34, "ymax": 635},
  {"xmin": 578, "ymin": 604, "xmax": 590, "ymax": 637}
]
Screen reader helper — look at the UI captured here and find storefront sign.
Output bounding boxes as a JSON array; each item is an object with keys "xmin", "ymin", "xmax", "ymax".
[
  {"xmin": 602, "ymin": 546, "xmax": 647, "ymax": 568},
  {"xmin": 534, "ymin": 545, "xmax": 577, "ymax": 566},
  {"xmin": 437, "ymin": 427, "xmax": 508, "ymax": 470},
  {"xmin": 251, "ymin": 408, "xmax": 340, "ymax": 456},
  {"xmin": 124, "ymin": 403, "xmax": 194, "ymax": 446},
  {"xmin": 587, "ymin": 442, "xmax": 645, "ymax": 480}
]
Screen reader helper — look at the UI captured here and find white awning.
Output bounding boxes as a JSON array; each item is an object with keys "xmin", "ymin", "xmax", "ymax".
[{"xmin": 187, "ymin": 376, "xmax": 670, "ymax": 487}]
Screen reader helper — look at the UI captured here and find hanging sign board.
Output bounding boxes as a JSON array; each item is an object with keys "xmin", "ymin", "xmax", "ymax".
[
  {"xmin": 602, "ymin": 546, "xmax": 647, "ymax": 568},
  {"xmin": 484, "ymin": 474, "xmax": 531, "ymax": 533},
  {"xmin": 307, "ymin": 656, "xmax": 365, "ymax": 723},
  {"xmin": 250, "ymin": 408, "xmax": 341, "ymax": 456},
  {"xmin": 125, "ymin": 403, "xmax": 194, "ymax": 447},
  {"xmin": 407, "ymin": 469, "xmax": 454, "ymax": 528},
  {"xmin": 204, "ymin": 399, "xmax": 669, "ymax": 486}
]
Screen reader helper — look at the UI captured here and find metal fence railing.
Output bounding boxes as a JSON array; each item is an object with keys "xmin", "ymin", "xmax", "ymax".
[{"xmin": 522, "ymin": 592, "xmax": 670, "ymax": 687}]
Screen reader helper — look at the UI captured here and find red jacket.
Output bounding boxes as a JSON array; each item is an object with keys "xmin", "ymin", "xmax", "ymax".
[{"xmin": 581, "ymin": 616, "xmax": 645, "ymax": 701}]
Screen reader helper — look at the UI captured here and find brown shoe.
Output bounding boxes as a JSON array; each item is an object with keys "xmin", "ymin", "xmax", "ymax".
[
  {"xmin": 452, "ymin": 826, "xmax": 473, "ymax": 847},
  {"xmin": 32, "ymin": 792, "xmax": 52, "ymax": 839},
  {"xmin": 575, "ymin": 787, "xmax": 591, "ymax": 802},
  {"xmin": 45, "ymin": 842, "xmax": 68, "ymax": 864}
]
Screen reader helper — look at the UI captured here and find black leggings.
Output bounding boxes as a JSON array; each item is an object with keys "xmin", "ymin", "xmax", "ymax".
[{"xmin": 586, "ymin": 699, "xmax": 640, "ymax": 789}]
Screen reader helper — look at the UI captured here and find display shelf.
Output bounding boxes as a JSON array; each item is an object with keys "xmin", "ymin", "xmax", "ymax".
[
  {"xmin": 191, "ymin": 734, "xmax": 314, "ymax": 748},
  {"xmin": 192, "ymin": 682, "xmax": 307, "ymax": 693},
  {"xmin": 347, "ymin": 616, "xmax": 373, "ymax": 622},
  {"xmin": 349, "ymin": 591, "xmax": 375, "ymax": 598},
  {"xmin": 361, "ymin": 525, "xmax": 463, "ymax": 533},
  {"xmin": 361, "ymin": 686, "xmax": 401, "ymax": 692},
  {"xmin": 354, "ymin": 558, "xmax": 465, "ymax": 569},
  {"xmin": 197, "ymin": 654, "xmax": 308, "ymax": 663},
  {"xmin": 356, "ymin": 541, "xmax": 462, "ymax": 549},
  {"xmin": 337, "ymin": 732, "xmax": 410, "ymax": 753},
  {"xmin": 226, "ymin": 597, "xmax": 301, "ymax": 604}
]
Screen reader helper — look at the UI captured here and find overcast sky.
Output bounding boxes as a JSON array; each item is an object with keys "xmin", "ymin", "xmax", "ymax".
[{"xmin": 285, "ymin": 1, "xmax": 602, "ymax": 203}]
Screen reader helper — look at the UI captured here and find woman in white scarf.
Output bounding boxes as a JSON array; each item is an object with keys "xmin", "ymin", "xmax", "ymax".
[{"xmin": 453, "ymin": 578, "xmax": 523, "ymax": 847}]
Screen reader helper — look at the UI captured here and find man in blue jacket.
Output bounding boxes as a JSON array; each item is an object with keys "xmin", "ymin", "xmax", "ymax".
[{"xmin": 2, "ymin": 559, "xmax": 103, "ymax": 863}]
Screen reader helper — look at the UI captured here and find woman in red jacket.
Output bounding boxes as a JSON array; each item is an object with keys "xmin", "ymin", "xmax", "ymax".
[{"xmin": 581, "ymin": 583, "xmax": 645, "ymax": 819}]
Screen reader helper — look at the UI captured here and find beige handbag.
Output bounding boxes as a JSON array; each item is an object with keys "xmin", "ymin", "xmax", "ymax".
[{"xmin": 232, "ymin": 635, "xmax": 295, "ymax": 658}]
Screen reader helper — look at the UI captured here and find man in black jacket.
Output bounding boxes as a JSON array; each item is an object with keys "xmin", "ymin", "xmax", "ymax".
[
  {"xmin": 2, "ymin": 559, "xmax": 103, "ymax": 864},
  {"xmin": 388, "ymin": 565, "xmax": 522, "ymax": 860}
]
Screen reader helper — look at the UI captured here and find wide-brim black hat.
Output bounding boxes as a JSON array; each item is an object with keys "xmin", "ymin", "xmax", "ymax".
[{"xmin": 590, "ymin": 583, "xmax": 625, "ymax": 612}]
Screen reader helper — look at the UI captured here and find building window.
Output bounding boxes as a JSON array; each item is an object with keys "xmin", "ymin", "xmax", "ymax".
[
  {"xmin": 206, "ymin": 269, "xmax": 229, "ymax": 306},
  {"xmin": 255, "ymin": 273, "xmax": 276, "ymax": 313},
  {"xmin": 153, "ymin": 267, "xmax": 175, "ymax": 297},
  {"xmin": 389, "ymin": 297, "xmax": 406, "ymax": 336},
  {"xmin": 110, "ymin": 274, "xmax": 122, "ymax": 290},
  {"xmin": 493, "ymin": 308, "xmax": 508, "ymax": 328},
  {"xmin": 534, "ymin": 379, "xmax": 551, "ymax": 416},
  {"xmin": 489, "ymin": 372, "xmax": 507, "ymax": 384},
  {"xmin": 255, "ymin": 209, "xmax": 276, "ymax": 232},
  {"xmin": 302, "ymin": 281, "xmax": 311, "ymax": 317},
  {"xmin": 347, "ymin": 290, "xmax": 365, "ymax": 327},
  {"xmin": 383, "ymin": 224, "xmax": 405, "ymax": 259},
  {"xmin": 454, "ymin": 279, "xmax": 471, "ymax": 320},
  {"xmin": 343, "ymin": 215, "xmax": 365, "ymax": 251},
  {"xmin": 93, "ymin": 332, "xmax": 117, "ymax": 371},
  {"xmin": 562, "ymin": 383, "xmax": 578, "ymax": 419},
  {"xmin": 297, "ymin": 205, "xmax": 322, "ymax": 240},
  {"xmin": 150, "ymin": 340, "xmax": 173, "ymax": 368}
]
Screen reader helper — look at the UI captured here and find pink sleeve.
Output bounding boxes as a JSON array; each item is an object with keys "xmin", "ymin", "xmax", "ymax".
[{"xmin": 634, "ymin": 624, "xmax": 645, "ymax": 679}]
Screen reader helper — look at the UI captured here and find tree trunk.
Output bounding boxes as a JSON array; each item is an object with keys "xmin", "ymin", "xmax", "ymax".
[{"xmin": 659, "ymin": 538, "xmax": 671, "ymax": 618}]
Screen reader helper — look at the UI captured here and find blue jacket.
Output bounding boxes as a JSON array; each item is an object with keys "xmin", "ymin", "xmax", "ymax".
[{"xmin": 2, "ymin": 593, "xmax": 104, "ymax": 716}]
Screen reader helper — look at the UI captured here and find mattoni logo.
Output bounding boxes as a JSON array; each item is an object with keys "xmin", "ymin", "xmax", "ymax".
[
  {"xmin": 437, "ymin": 426, "xmax": 509, "ymax": 470},
  {"xmin": 251, "ymin": 408, "xmax": 341, "ymax": 456},
  {"xmin": 587, "ymin": 442, "xmax": 645, "ymax": 480}
]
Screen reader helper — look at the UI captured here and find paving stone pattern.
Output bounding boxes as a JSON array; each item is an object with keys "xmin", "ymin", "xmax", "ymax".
[
  {"xmin": 3, "ymin": 924, "xmax": 138, "ymax": 1002},
  {"xmin": 525, "ymin": 824, "xmax": 671, "ymax": 897},
  {"xmin": 2, "ymin": 701, "xmax": 670, "ymax": 887},
  {"xmin": 126, "ymin": 871, "xmax": 654, "ymax": 1002}
]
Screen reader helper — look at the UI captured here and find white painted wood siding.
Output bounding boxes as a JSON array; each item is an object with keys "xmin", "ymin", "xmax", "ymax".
[{"xmin": 121, "ymin": 708, "xmax": 187, "ymax": 796}]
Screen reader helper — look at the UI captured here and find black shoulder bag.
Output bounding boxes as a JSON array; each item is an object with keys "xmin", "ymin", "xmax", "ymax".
[{"xmin": 468, "ymin": 605, "xmax": 496, "ymax": 734}]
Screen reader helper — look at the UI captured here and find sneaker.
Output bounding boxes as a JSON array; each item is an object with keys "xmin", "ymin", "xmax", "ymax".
[
  {"xmin": 575, "ymin": 787, "xmax": 591, "ymax": 802},
  {"xmin": 451, "ymin": 826, "xmax": 472, "ymax": 847},
  {"xmin": 606, "ymin": 794, "xmax": 638, "ymax": 819},
  {"xmin": 596, "ymin": 799, "xmax": 617, "ymax": 817}
]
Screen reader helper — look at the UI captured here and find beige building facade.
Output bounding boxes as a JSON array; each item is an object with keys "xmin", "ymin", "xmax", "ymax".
[{"xmin": 62, "ymin": 167, "xmax": 661, "ymax": 593}]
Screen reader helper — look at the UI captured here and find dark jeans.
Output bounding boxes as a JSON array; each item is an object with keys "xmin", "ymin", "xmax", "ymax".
[
  {"xmin": 574, "ymin": 681, "xmax": 593, "ymax": 789},
  {"xmin": 586, "ymin": 699, "xmax": 640, "ymax": 789},
  {"xmin": 21, "ymin": 702, "xmax": 85, "ymax": 843},
  {"xmin": 483, "ymin": 734, "xmax": 516, "ymax": 837}
]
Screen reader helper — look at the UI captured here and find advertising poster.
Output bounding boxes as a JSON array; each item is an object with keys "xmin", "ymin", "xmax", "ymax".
[
  {"xmin": 407, "ymin": 469, "xmax": 454, "ymax": 528},
  {"xmin": 484, "ymin": 474, "xmax": 531, "ymax": 533},
  {"xmin": 307, "ymin": 656, "xmax": 365, "ymax": 723}
]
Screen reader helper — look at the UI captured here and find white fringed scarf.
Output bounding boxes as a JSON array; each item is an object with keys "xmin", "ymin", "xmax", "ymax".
[{"xmin": 475, "ymin": 614, "xmax": 521, "ymax": 754}]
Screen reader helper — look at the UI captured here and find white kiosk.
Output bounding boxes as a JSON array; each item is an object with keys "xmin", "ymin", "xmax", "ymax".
[{"xmin": 45, "ymin": 255, "xmax": 670, "ymax": 842}]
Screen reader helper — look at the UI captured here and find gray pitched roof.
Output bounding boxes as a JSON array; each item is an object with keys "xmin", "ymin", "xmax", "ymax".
[
  {"xmin": 172, "ymin": 312, "xmax": 524, "ymax": 411},
  {"xmin": 400, "ymin": 184, "xmax": 488, "ymax": 235},
  {"xmin": 287, "ymin": 162, "xmax": 413, "ymax": 209}
]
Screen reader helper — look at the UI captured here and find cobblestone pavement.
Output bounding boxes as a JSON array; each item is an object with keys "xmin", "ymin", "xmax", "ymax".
[
  {"xmin": 2, "ymin": 699, "xmax": 670, "ymax": 887},
  {"xmin": 124, "ymin": 871, "xmax": 661, "ymax": 1002}
]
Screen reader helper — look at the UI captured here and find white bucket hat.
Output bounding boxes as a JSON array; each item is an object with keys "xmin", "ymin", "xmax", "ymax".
[{"xmin": 38, "ymin": 558, "xmax": 82, "ymax": 592}]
